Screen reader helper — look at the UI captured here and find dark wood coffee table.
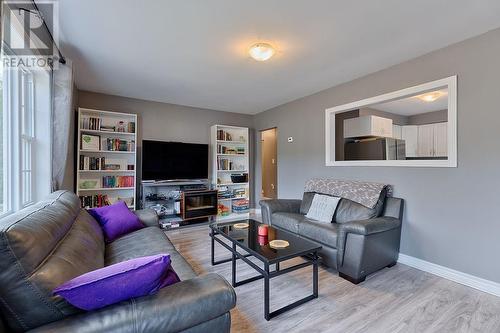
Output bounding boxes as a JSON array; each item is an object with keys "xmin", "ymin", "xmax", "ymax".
[{"xmin": 210, "ymin": 219, "xmax": 321, "ymax": 321}]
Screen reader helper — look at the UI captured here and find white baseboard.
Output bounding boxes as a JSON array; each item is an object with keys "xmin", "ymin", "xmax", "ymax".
[{"xmin": 398, "ymin": 254, "xmax": 500, "ymax": 297}]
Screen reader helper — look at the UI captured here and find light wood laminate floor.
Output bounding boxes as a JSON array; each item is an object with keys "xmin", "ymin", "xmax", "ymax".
[{"xmin": 166, "ymin": 224, "xmax": 500, "ymax": 333}]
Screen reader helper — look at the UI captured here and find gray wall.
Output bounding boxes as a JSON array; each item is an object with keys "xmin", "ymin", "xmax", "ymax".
[
  {"xmin": 408, "ymin": 109, "xmax": 447, "ymax": 125},
  {"xmin": 77, "ymin": 91, "xmax": 254, "ymax": 200},
  {"xmin": 253, "ymin": 28, "xmax": 500, "ymax": 283}
]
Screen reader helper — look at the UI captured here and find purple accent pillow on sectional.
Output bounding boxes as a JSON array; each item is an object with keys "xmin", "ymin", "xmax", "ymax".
[
  {"xmin": 160, "ymin": 266, "xmax": 181, "ymax": 289},
  {"xmin": 89, "ymin": 201, "xmax": 144, "ymax": 242},
  {"xmin": 53, "ymin": 254, "xmax": 181, "ymax": 311}
]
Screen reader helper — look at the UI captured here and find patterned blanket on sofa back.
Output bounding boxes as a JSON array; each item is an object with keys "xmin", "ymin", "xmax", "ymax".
[{"xmin": 304, "ymin": 178, "xmax": 392, "ymax": 209}]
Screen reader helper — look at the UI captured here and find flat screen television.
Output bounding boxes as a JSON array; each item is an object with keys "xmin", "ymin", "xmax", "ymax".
[{"xmin": 142, "ymin": 140, "xmax": 208, "ymax": 181}]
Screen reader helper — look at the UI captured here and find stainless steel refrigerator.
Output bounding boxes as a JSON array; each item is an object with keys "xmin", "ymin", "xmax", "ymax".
[{"xmin": 344, "ymin": 138, "xmax": 406, "ymax": 161}]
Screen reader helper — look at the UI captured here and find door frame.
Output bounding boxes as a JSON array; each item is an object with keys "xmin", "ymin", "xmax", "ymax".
[{"xmin": 259, "ymin": 127, "xmax": 278, "ymax": 200}]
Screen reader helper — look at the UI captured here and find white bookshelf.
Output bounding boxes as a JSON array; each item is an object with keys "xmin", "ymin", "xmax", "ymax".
[
  {"xmin": 211, "ymin": 125, "xmax": 250, "ymax": 221},
  {"xmin": 77, "ymin": 108, "xmax": 137, "ymax": 210}
]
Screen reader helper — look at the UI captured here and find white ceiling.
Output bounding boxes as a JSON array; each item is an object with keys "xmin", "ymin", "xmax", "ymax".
[
  {"xmin": 56, "ymin": 0, "xmax": 500, "ymax": 114},
  {"xmin": 371, "ymin": 90, "xmax": 448, "ymax": 116}
]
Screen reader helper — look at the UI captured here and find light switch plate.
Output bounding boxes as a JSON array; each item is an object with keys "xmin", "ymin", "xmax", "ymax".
[{"xmin": 288, "ymin": 137, "xmax": 294, "ymax": 143}]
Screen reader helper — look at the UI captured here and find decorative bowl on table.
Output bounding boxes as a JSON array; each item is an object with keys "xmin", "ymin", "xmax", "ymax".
[{"xmin": 269, "ymin": 240, "xmax": 290, "ymax": 249}]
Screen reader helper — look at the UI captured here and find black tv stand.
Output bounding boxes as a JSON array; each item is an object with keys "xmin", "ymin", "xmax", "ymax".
[{"xmin": 140, "ymin": 180, "xmax": 216, "ymax": 230}]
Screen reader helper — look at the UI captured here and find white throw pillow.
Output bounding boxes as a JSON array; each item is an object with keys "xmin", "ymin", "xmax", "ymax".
[{"xmin": 305, "ymin": 194, "xmax": 341, "ymax": 223}]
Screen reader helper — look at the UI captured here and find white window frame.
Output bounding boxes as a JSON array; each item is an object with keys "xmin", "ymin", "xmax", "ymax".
[
  {"xmin": 0, "ymin": 63, "xmax": 49, "ymax": 217},
  {"xmin": 0, "ymin": 66, "xmax": 14, "ymax": 218},
  {"xmin": 0, "ymin": 8, "xmax": 53, "ymax": 216},
  {"xmin": 20, "ymin": 68, "xmax": 35, "ymax": 207}
]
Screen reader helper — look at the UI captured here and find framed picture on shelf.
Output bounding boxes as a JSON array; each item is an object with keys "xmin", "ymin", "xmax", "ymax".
[{"xmin": 81, "ymin": 134, "xmax": 101, "ymax": 151}]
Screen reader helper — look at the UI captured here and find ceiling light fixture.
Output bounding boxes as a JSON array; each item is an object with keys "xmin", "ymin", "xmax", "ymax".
[
  {"xmin": 249, "ymin": 43, "xmax": 275, "ymax": 62},
  {"xmin": 417, "ymin": 91, "xmax": 444, "ymax": 102}
]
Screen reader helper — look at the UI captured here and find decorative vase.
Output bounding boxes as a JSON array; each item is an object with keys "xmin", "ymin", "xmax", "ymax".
[
  {"xmin": 258, "ymin": 224, "xmax": 268, "ymax": 236},
  {"xmin": 258, "ymin": 235, "xmax": 268, "ymax": 246}
]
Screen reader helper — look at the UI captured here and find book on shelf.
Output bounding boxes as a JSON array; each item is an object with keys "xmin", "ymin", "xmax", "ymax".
[
  {"xmin": 80, "ymin": 115, "xmax": 136, "ymax": 134},
  {"xmin": 102, "ymin": 138, "xmax": 135, "ymax": 152},
  {"xmin": 217, "ymin": 145, "xmax": 246, "ymax": 155},
  {"xmin": 80, "ymin": 156, "xmax": 132, "ymax": 171},
  {"xmin": 217, "ymin": 129, "xmax": 232, "ymax": 141},
  {"xmin": 102, "ymin": 176, "xmax": 135, "ymax": 188},
  {"xmin": 218, "ymin": 158, "xmax": 233, "ymax": 170},
  {"xmin": 100, "ymin": 125, "xmax": 116, "ymax": 132},
  {"xmin": 79, "ymin": 195, "xmax": 134, "ymax": 209},
  {"xmin": 217, "ymin": 129, "xmax": 246, "ymax": 142},
  {"xmin": 81, "ymin": 116, "xmax": 102, "ymax": 131},
  {"xmin": 80, "ymin": 155, "xmax": 106, "ymax": 171},
  {"xmin": 79, "ymin": 194, "xmax": 111, "ymax": 208},
  {"xmin": 217, "ymin": 159, "xmax": 245, "ymax": 171}
]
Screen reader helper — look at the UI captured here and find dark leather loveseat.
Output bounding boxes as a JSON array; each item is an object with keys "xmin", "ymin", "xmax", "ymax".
[
  {"xmin": 260, "ymin": 190, "xmax": 404, "ymax": 284},
  {"xmin": 0, "ymin": 191, "xmax": 236, "ymax": 332}
]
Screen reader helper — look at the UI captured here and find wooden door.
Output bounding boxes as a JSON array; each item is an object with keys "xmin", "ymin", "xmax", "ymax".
[{"xmin": 261, "ymin": 128, "xmax": 278, "ymax": 199}]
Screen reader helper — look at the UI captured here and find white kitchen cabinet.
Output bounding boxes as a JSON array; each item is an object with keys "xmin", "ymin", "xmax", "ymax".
[
  {"xmin": 433, "ymin": 122, "xmax": 448, "ymax": 157},
  {"xmin": 417, "ymin": 122, "xmax": 448, "ymax": 157},
  {"xmin": 417, "ymin": 124, "xmax": 435, "ymax": 157},
  {"xmin": 392, "ymin": 125, "xmax": 402, "ymax": 139},
  {"xmin": 401, "ymin": 125, "xmax": 418, "ymax": 157},
  {"xmin": 344, "ymin": 115, "xmax": 393, "ymax": 138}
]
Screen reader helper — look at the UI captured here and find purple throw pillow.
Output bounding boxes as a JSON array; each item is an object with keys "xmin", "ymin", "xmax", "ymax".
[
  {"xmin": 89, "ymin": 201, "xmax": 144, "ymax": 242},
  {"xmin": 160, "ymin": 266, "xmax": 181, "ymax": 289},
  {"xmin": 53, "ymin": 254, "xmax": 181, "ymax": 311}
]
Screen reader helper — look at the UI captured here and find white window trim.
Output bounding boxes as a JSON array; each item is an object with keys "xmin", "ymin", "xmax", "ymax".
[
  {"xmin": 0, "ymin": 67, "xmax": 14, "ymax": 218},
  {"xmin": 12, "ymin": 66, "xmax": 23, "ymax": 213},
  {"xmin": 0, "ymin": 64, "xmax": 51, "ymax": 216},
  {"xmin": 20, "ymin": 68, "xmax": 36, "ymax": 207}
]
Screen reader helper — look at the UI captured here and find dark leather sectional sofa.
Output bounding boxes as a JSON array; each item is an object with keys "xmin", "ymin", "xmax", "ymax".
[
  {"xmin": 260, "ymin": 190, "xmax": 404, "ymax": 284},
  {"xmin": 0, "ymin": 191, "xmax": 236, "ymax": 333}
]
